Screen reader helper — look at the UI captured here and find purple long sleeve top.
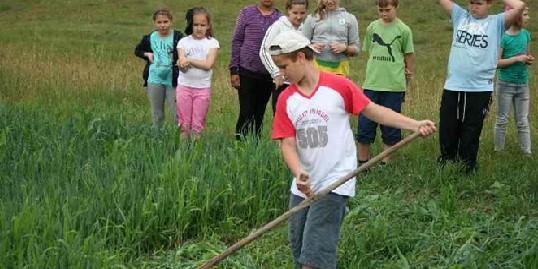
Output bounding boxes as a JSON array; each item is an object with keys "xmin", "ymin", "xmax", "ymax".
[{"xmin": 229, "ymin": 5, "xmax": 281, "ymax": 75}]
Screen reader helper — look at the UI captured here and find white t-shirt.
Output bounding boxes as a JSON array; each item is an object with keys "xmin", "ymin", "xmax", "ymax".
[
  {"xmin": 272, "ymin": 72, "xmax": 371, "ymax": 198},
  {"xmin": 176, "ymin": 35, "xmax": 220, "ymax": 88}
]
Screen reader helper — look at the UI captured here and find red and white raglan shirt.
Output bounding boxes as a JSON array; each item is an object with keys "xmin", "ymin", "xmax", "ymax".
[{"xmin": 272, "ymin": 72, "xmax": 371, "ymax": 198}]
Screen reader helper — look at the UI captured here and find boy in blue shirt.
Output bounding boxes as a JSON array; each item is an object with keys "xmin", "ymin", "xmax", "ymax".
[{"xmin": 437, "ymin": 0, "xmax": 525, "ymax": 172}]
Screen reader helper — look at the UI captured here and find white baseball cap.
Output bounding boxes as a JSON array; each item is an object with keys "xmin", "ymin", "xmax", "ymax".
[{"xmin": 268, "ymin": 30, "xmax": 316, "ymax": 56}]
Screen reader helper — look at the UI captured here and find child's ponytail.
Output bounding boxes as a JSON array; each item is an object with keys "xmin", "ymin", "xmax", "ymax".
[{"xmin": 184, "ymin": 8, "xmax": 194, "ymax": 35}]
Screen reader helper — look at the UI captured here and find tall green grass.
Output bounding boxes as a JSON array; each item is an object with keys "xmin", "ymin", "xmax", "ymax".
[
  {"xmin": 0, "ymin": 103, "xmax": 292, "ymax": 267},
  {"xmin": 1, "ymin": 0, "xmax": 537, "ymax": 268}
]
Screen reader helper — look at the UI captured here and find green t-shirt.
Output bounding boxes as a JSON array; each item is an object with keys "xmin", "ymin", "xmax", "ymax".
[
  {"xmin": 363, "ymin": 19, "xmax": 414, "ymax": 92},
  {"xmin": 499, "ymin": 29, "xmax": 531, "ymax": 84}
]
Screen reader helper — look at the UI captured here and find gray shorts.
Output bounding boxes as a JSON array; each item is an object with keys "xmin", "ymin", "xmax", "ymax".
[{"xmin": 288, "ymin": 193, "xmax": 348, "ymax": 269}]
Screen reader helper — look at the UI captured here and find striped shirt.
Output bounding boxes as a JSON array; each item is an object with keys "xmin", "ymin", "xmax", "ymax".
[{"xmin": 229, "ymin": 5, "xmax": 281, "ymax": 75}]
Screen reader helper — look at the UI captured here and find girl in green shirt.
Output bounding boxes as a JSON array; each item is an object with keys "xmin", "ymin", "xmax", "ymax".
[{"xmin": 494, "ymin": 5, "xmax": 534, "ymax": 155}]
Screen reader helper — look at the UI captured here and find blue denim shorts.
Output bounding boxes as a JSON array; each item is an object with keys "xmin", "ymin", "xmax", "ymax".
[
  {"xmin": 357, "ymin": 90, "xmax": 405, "ymax": 145},
  {"xmin": 288, "ymin": 193, "xmax": 348, "ymax": 269}
]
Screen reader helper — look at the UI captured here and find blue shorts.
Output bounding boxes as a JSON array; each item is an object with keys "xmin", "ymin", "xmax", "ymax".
[
  {"xmin": 288, "ymin": 193, "xmax": 348, "ymax": 269},
  {"xmin": 357, "ymin": 90, "xmax": 404, "ymax": 146}
]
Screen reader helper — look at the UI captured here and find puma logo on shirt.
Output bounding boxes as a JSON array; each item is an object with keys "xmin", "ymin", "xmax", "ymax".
[{"xmin": 372, "ymin": 33, "xmax": 402, "ymax": 62}]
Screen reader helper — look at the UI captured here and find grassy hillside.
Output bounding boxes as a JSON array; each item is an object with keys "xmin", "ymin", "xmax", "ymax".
[{"xmin": 1, "ymin": 0, "xmax": 537, "ymax": 268}]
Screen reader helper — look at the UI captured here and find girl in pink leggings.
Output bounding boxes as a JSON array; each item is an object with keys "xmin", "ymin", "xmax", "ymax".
[{"xmin": 176, "ymin": 7, "xmax": 220, "ymax": 140}]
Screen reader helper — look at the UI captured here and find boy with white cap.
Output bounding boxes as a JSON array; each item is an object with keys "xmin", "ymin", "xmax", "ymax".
[{"xmin": 269, "ymin": 30, "xmax": 436, "ymax": 269}]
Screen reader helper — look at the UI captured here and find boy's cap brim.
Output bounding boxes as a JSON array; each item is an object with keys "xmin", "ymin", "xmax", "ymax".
[{"xmin": 268, "ymin": 30, "xmax": 319, "ymax": 55}]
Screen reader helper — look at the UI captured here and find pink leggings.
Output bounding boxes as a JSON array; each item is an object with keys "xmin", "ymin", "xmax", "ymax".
[{"xmin": 176, "ymin": 85, "xmax": 211, "ymax": 134}]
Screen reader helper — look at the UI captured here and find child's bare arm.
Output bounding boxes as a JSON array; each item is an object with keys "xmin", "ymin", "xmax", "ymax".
[
  {"xmin": 144, "ymin": 52, "xmax": 154, "ymax": 64},
  {"xmin": 527, "ymin": 43, "xmax": 534, "ymax": 65},
  {"xmin": 404, "ymin": 53, "xmax": 415, "ymax": 83},
  {"xmin": 439, "ymin": 0, "xmax": 454, "ymax": 15},
  {"xmin": 177, "ymin": 48, "xmax": 188, "ymax": 68},
  {"xmin": 498, "ymin": 47, "xmax": 533, "ymax": 68},
  {"xmin": 498, "ymin": 47, "xmax": 522, "ymax": 68},
  {"xmin": 361, "ymin": 102, "xmax": 437, "ymax": 136},
  {"xmin": 280, "ymin": 137, "xmax": 303, "ymax": 179},
  {"xmin": 280, "ymin": 137, "xmax": 313, "ymax": 197},
  {"xmin": 504, "ymin": 0, "xmax": 525, "ymax": 28},
  {"xmin": 187, "ymin": 48, "xmax": 219, "ymax": 71}
]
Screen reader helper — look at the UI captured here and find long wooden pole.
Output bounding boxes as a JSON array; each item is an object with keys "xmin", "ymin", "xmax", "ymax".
[{"xmin": 198, "ymin": 132, "xmax": 422, "ymax": 269}]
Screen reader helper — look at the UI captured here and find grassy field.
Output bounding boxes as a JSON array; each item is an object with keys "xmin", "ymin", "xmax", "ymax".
[{"xmin": 1, "ymin": 0, "xmax": 537, "ymax": 268}]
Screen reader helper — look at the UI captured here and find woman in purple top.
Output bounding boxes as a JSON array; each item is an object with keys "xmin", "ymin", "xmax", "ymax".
[{"xmin": 229, "ymin": 0, "xmax": 281, "ymax": 140}]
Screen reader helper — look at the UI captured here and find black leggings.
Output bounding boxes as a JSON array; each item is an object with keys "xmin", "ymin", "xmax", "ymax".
[{"xmin": 235, "ymin": 73, "xmax": 274, "ymax": 140}]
